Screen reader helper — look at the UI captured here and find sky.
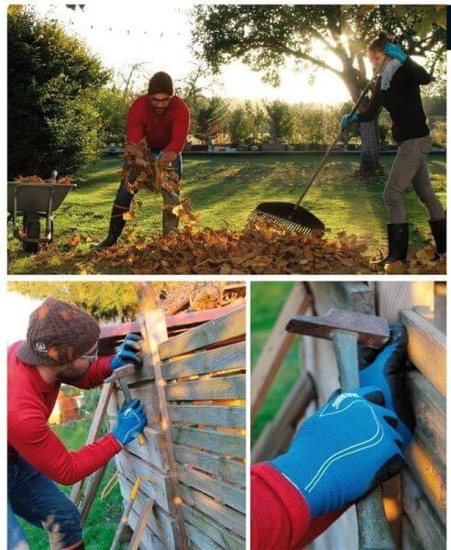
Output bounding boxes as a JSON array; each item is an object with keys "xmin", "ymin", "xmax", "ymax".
[
  {"xmin": 34, "ymin": 2, "xmax": 352, "ymax": 104},
  {"xmin": 6, "ymin": 292, "xmax": 43, "ymax": 344}
]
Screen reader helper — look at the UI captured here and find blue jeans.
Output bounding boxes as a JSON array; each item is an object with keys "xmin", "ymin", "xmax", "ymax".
[{"xmin": 8, "ymin": 457, "xmax": 82, "ymax": 549}]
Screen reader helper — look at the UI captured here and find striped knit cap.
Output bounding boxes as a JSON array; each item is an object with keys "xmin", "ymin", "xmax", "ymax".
[{"xmin": 17, "ymin": 297, "xmax": 100, "ymax": 366}]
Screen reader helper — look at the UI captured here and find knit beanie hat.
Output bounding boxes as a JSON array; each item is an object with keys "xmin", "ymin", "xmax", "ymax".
[
  {"xmin": 148, "ymin": 71, "xmax": 174, "ymax": 96},
  {"xmin": 17, "ymin": 297, "xmax": 100, "ymax": 367}
]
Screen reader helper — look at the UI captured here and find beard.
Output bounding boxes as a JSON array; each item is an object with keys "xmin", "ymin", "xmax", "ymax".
[{"xmin": 55, "ymin": 364, "xmax": 90, "ymax": 383}]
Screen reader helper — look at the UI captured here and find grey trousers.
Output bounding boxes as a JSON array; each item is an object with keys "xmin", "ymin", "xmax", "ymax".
[{"xmin": 383, "ymin": 134, "xmax": 445, "ymax": 224}]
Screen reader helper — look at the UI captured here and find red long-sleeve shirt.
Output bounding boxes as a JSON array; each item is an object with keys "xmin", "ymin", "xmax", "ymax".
[
  {"xmin": 8, "ymin": 341, "xmax": 121, "ymax": 485},
  {"xmin": 126, "ymin": 94, "xmax": 190, "ymax": 154},
  {"xmin": 252, "ymin": 463, "xmax": 345, "ymax": 550}
]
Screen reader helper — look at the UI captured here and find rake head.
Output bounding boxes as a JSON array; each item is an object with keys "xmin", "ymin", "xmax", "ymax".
[{"xmin": 249, "ymin": 201, "xmax": 325, "ymax": 237}]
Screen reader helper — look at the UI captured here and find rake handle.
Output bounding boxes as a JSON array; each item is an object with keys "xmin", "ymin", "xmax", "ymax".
[{"xmin": 295, "ymin": 57, "xmax": 390, "ymax": 209}]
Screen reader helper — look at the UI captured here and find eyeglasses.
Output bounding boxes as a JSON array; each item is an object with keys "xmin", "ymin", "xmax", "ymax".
[
  {"xmin": 150, "ymin": 96, "xmax": 171, "ymax": 105},
  {"xmin": 80, "ymin": 347, "xmax": 99, "ymax": 365}
]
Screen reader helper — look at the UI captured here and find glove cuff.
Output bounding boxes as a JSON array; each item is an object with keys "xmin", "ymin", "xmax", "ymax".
[{"xmin": 111, "ymin": 430, "xmax": 124, "ymax": 448}]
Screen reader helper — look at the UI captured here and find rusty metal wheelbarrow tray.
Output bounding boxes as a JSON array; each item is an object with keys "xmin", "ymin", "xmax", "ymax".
[{"xmin": 7, "ymin": 181, "xmax": 76, "ymax": 249}]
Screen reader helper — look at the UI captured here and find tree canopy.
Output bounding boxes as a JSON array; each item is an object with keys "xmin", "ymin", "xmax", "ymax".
[{"xmin": 8, "ymin": 7, "xmax": 109, "ymax": 179}]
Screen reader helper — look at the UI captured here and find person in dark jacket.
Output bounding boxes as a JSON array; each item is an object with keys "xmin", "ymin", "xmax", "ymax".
[{"xmin": 341, "ymin": 31, "xmax": 446, "ymax": 267}]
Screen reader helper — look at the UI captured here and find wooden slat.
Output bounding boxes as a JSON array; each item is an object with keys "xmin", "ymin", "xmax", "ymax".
[
  {"xmin": 162, "ymin": 341, "xmax": 245, "ymax": 380},
  {"xmin": 70, "ymin": 382, "xmax": 114, "ymax": 504},
  {"xmin": 375, "ymin": 282, "xmax": 434, "ymax": 323},
  {"xmin": 405, "ymin": 439, "xmax": 446, "ymax": 524},
  {"xmin": 159, "ymin": 306, "xmax": 245, "ymax": 360},
  {"xmin": 128, "ymin": 507, "xmax": 168, "ymax": 550},
  {"xmin": 252, "ymin": 372, "xmax": 315, "ymax": 462},
  {"xmin": 79, "ymin": 464, "xmax": 108, "ymax": 526},
  {"xmin": 166, "ymin": 374, "xmax": 245, "ymax": 401},
  {"xmin": 402, "ymin": 470, "xmax": 446, "ymax": 548},
  {"xmin": 107, "ymin": 421, "xmax": 169, "ymax": 472},
  {"xmin": 406, "ymin": 370, "xmax": 446, "ymax": 469},
  {"xmin": 177, "ymin": 466, "xmax": 245, "ymax": 513},
  {"xmin": 118, "ymin": 474, "xmax": 178, "ymax": 550},
  {"xmin": 251, "ymin": 283, "xmax": 311, "ymax": 422},
  {"xmin": 116, "ymin": 450, "xmax": 173, "ymax": 514},
  {"xmin": 136, "ymin": 282, "xmax": 189, "ymax": 548},
  {"xmin": 169, "ymin": 404, "xmax": 245, "ymax": 428},
  {"xmin": 400, "ymin": 309, "xmax": 446, "ymax": 396},
  {"xmin": 182, "ymin": 504, "xmax": 244, "ymax": 550},
  {"xmin": 175, "ymin": 445, "xmax": 245, "ymax": 485},
  {"xmin": 172, "ymin": 426, "xmax": 245, "ymax": 459},
  {"xmin": 129, "ymin": 498, "xmax": 155, "ymax": 550},
  {"xmin": 185, "ymin": 522, "xmax": 224, "ymax": 550},
  {"xmin": 178, "ymin": 484, "xmax": 245, "ymax": 538},
  {"xmin": 401, "ymin": 516, "xmax": 423, "ymax": 550}
]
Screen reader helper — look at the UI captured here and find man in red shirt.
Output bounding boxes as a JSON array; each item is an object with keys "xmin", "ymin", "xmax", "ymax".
[
  {"xmin": 8, "ymin": 298, "xmax": 147, "ymax": 550},
  {"xmin": 97, "ymin": 71, "xmax": 190, "ymax": 248},
  {"xmin": 252, "ymin": 324, "xmax": 414, "ymax": 549}
]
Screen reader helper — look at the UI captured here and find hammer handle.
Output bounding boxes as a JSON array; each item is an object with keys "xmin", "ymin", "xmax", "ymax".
[{"xmin": 332, "ymin": 331, "xmax": 396, "ymax": 550}]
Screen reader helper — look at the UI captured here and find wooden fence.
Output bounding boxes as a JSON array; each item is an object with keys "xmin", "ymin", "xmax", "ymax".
[
  {"xmin": 104, "ymin": 299, "xmax": 246, "ymax": 549},
  {"xmin": 252, "ymin": 281, "xmax": 446, "ymax": 550}
]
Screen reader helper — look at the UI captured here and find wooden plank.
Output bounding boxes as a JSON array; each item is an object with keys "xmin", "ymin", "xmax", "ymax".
[
  {"xmin": 128, "ymin": 507, "xmax": 169, "ymax": 550},
  {"xmin": 405, "ymin": 439, "xmax": 446, "ymax": 524},
  {"xmin": 401, "ymin": 516, "xmax": 423, "ymax": 550},
  {"xmin": 175, "ymin": 445, "xmax": 245, "ymax": 485},
  {"xmin": 79, "ymin": 464, "xmax": 108, "ymax": 526},
  {"xmin": 166, "ymin": 374, "xmax": 245, "ymax": 401},
  {"xmin": 118, "ymin": 474, "xmax": 178, "ymax": 550},
  {"xmin": 116, "ymin": 450, "xmax": 173, "ymax": 514},
  {"xmin": 169, "ymin": 404, "xmax": 245, "ymax": 429},
  {"xmin": 177, "ymin": 465, "xmax": 245, "ymax": 513},
  {"xmin": 406, "ymin": 370, "xmax": 446, "ymax": 469},
  {"xmin": 182, "ymin": 504, "xmax": 244, "ymax": 550},
  {"xmin": 185, "ymin": 522, "xmax": 224, "ymax": 550},
  {"xmin": 400, "ymin": 309, "xmax": 446, "ymax": 396},
  {"xmin": 434, "ymin": 282, "xmax": 446, "ymax": 334},
  {"xmin": 177, "ymin": 484, "xmax": 245, "ymax": 538},
  {"xmin": 129, "ymin": 498, "xmax": 155, "ymax": 550},
  {"xmin": 136, "ymin": 283, "xmax": 189, "ymax": 549},
  {"xmin": 107, "ymin": 422, "xmax": 168, "ymax": 472},
  {"xmin": 172, "ymin": 426, "xmax": 245, "ymax": 459},
  {"xmin": 375, "ymin": 282, "xmax": 434, "ymax": 323},
  {"xmin": 159, "ymin": 306, "xmax": 245, "ymax": 360},
  {"xmin": 127, "ymin": 383, "xmax": 162, "ymax": 429},
  {"xmin": 162, "ymin": 341, "xmax": 245, "ymax": 380},
  {"xmin": 70, "ymin": 382, "xmax": 114, "ymax": 504},
  {"xmin": 251, "ymin": 283, "xmax": 311, "ymax": 422},
  {"xmin": 402, "ymin": 470, "xmax": 446, "ymax": 548},
  {"xmin": 252, "ymin": 372, "xmax": 315, "ymax": 462}
]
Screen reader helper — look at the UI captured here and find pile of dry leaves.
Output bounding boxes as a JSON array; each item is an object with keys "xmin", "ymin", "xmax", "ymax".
[{"xmin": 14, "ymin": 175, "xmax": 72, "ymax": 184}]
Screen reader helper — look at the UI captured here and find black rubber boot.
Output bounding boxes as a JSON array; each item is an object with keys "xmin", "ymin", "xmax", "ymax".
[
  {"xmin": 371, "ymin": 223, "xmax": 409, "ymax": 267},
  {"xmin": 429, "ymin": 217, "xmax": 446, "ymax": 259},
  {"xmin": 94, "ymin": 205, "xmax": 127, "ymax": 248}
]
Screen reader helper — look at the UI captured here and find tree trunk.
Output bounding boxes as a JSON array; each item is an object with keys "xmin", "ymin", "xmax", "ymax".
[{"xmin": 359, "ymin": 119, "xmax": 381, "ymax": 173}]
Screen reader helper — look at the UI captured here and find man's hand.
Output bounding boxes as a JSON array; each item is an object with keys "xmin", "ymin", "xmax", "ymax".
[
  {"xmin": 359, "ymin": 323, "xmax": 414, "ymax": 446},
  {"xmin": 110, "ymin": 333, "xmax": 143, "ymax": 372},
  {"xmin": 269, "ymin": 387, "xmax": 406, "ymax": 518},
  {"xmin": 340, "ymin": 112, "xmax": 360, "ymax": 129},
  {"xmin": 112, "ymin": 398, "xmax": 147, "ymax": 447},
  {"xmin": 384, "ymin": 43, "xmax": 407, "ymax": 63}
]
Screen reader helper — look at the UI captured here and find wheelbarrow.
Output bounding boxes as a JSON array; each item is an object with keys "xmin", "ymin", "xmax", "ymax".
[{"xmin": 7, "ymin": 171, "xmax": 76, "ymax": 253}]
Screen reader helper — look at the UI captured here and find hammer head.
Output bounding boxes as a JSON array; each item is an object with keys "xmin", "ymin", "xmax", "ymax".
[{"xmin": 286, "ymin": 308, "xmax": 390, "ymax": 349}]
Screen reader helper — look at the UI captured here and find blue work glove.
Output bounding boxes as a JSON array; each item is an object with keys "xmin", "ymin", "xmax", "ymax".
[
  {"xmin": 384, "ymin": 43, "xmax": 407, "ymax": 63},
  {"xmin": 112, "ymin": 398, "xmax": 147, "ymax": 447},
  {"xmin": 359, "ymin": 323, "xmax": 414, "ymax": 447},
  {"xmin": 110, "ymin": 333, "xmax": 143, "ymax": 372},
  {"xmin": 269, "ymin": 386, "xmax": 405, "ymax": 517},
  {"xmin": 340, "ymin": 112, "xmax": 360, "ymax": 129}
]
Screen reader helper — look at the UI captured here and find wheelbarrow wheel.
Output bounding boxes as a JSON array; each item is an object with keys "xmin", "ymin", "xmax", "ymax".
[{"xmin": 22, "ymin": 217, "xmax": 41, "ymax": 254}]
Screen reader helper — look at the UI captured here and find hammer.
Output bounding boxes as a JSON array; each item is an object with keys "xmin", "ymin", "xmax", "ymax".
[
  {"xmin": 104, "ymin": 365, "xmax": 146, "ymax": 446},
  {"xmin": 286, "ymin": 308, "xmax": 396, "ymax": 550}
]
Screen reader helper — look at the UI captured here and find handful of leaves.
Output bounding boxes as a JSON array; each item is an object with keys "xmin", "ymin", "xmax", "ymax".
[
  {"xmin": 121, "ymin": 139, "xmax": 180, "ymax": 195},
  {"xmin": 14, "ymin": 175, "xmax": 72, "ymax": 184}
]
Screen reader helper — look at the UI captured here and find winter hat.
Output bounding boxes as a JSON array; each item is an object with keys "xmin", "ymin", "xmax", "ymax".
[
  {"xmin": 148, "ymin": 71, "xmax": 174, "ymax": 96},
  {"xmin": 17, "ymin": 297, "xmax": 100, "ymax": 367}
]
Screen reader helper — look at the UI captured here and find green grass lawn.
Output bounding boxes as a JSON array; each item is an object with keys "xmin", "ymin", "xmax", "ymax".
[
  {"xmin": 8, "ymin": 153, "xmax": 446, "ymax": 274},
  {"xmin": 18, "ymin": 417, "xmax": 127, "ymax": 549},
  {"xmin": 251, "ymin": 282, "xmax": 304, "ymax": 445}
]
